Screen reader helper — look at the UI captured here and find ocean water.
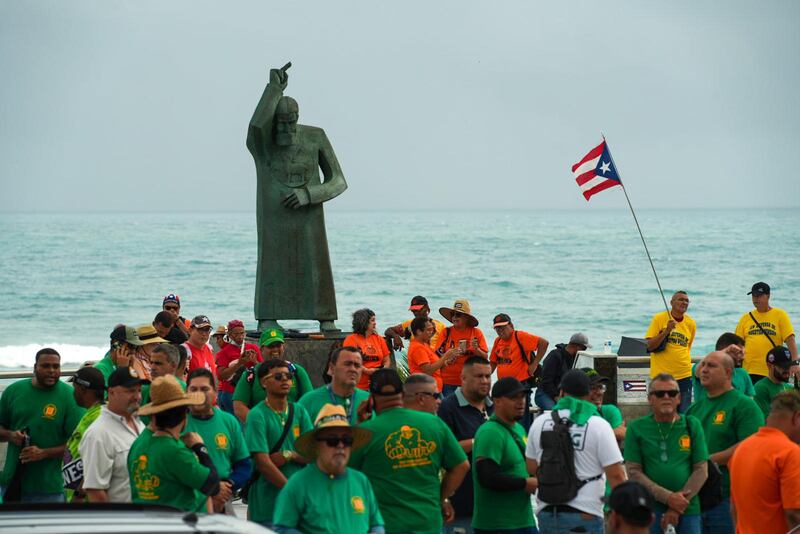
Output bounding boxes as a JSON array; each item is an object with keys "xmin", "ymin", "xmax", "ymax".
[{"xmin": 0, "ymin": 209, "xmax": 797, "ymax": 369}]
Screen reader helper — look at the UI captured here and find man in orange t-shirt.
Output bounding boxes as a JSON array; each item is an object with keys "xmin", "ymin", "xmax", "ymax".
[
  {"xmin": 730, "ymin": 389, "xmax": 800, "ymax": 534},
  {"xmin": 437, "ymin": 300, "xmax": 488, "ymax": 397},
  {"xmin": 343, "ymin": 308, "xmax": 391, "ymax": 390},
  {"xmin": 407, "ymin": 317, "xmax": 457, "ymax": 392}
]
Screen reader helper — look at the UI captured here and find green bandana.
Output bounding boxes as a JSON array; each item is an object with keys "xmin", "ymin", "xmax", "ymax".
[{"xmin": 552, "ymin": 396, "xmax": 599, "ymax": 426}]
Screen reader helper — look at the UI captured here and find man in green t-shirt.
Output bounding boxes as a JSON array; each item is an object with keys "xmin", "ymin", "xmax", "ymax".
[
  {"xmin": 244, "ymin": 358, "xmax": 314, "ymax": 527},
  {"xmin": 753, "ymin": 346, "xmax": 797, "ymax": 417},
  {"xmin": 185, "ymin": 368, "xmax": 251, "ymax": 514},
  {"xmin": 625, "ymin": 373, "xmax": 708, "ymax": 533},
  {"xmin": 583, "ymin": 368, "xmax": 626, "ymax": 445},
  {"xmin": 686, "ymin": 351, "xmax": 763, "ymax": 533},
  {"xmin": 349, "ymin": 369, "xmax": 470, "ymax": 534},
  {"xmin": 299, "ymin": 346, "xmax": 370, "ymax": 423},
  {"xmin": 64, "ymin": 367, "xmax": 107, "ymax": 501},
  {"xmin": 129, "ymin": 375, "xmax": 220, "ymax": 512},
  {"xmin": 233, "ymin": 329, "xmax": 313, "ymax": 424},
  {"xmin": 692, "ymin": 333, "xmax": 754, "ymax": 402},
  {"xmin": 472, "ymin": 377, "xmax": 537, "ymax": 533},
  {"xmin": 274, "ymin": 403, "xmax": 384, "ymax": 534},
  {"xmin": 0, "ymin": 348, "xmax": 84, "ymax": 503}
]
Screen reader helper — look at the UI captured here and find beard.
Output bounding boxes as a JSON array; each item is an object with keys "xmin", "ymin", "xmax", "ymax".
[{"xmin": 275, "ymin": 132, "xmax": 297, "ymax": 146}]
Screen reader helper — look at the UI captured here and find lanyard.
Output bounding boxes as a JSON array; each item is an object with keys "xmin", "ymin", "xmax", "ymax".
[{"xmin": 327, "ymin": 384, "xmax": 354, "ymax": 423}]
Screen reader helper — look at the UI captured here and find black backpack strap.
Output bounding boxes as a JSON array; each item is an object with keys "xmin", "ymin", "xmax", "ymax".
[
  {"xmin": 436, "ymin": 327, "xmax": 452, "ymax": 356},
  {"xmin": 269, "ymin": 403, "xmax": 295, "ymax": 454},
  {"xmin": 515, "ymin": 331, "xmax": 530, "ymax": 365},
  {"xmin": 550, "ymin": 410, "xmax": 602, "ymax": 487},
  {"xmin": 748, "ymin": 312, "xmax": 777, "ymax": 347}
]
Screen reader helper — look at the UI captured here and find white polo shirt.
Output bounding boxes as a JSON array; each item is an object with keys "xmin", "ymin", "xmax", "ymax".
[
  {"xmin": 79, "ymin": 406, "xmax": 145, "ymax": 502},
  {"xmin": 526, "ymin": 409, "xmax": 623, "ymax": 517}
]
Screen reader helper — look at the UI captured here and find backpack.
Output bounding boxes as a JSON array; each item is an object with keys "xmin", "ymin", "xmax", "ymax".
[{"xmin": 536, "ymin": 411, "xmax": 601, "ymax": 504}]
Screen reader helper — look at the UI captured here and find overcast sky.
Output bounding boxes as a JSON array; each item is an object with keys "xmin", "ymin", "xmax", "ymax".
[{"xmin": 1, "ymin": 0, "xmax": 799, "ymax": 212}]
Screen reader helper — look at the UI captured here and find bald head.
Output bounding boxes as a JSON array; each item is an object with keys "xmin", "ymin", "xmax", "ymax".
[{"xmin": 698, "ymin": 351, "xmax": 734, "ymax": 393}]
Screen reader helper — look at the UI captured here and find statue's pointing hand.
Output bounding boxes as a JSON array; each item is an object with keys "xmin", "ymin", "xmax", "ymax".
[
  {"xmin": 270, "ymin": 68, "xmax": 289, "ymax": 90},
  {"xmin": 283, "ymin": 189, "xmax": 310, "ymax": 210}
]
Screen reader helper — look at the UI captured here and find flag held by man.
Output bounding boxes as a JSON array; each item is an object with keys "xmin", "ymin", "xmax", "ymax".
[{"xmin": 572, "ymin": 140, "xmax": 622, "ymax": 201}]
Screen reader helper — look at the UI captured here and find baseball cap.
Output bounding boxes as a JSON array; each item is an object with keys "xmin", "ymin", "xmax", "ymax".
[
  {"xmin": 581, "ymin": 367, "xmax": 610, "ymax": 386},
  {"xmin": 369, "ymin": 368, "xmax": 403, "ymax": 396},
  {"xmin": 491, "ymin": 377, "xmax": 529, "ymax": 399},
  {"xmin": 568, "ymin": 332, "xmax": 592, "ymax": 349},
  {"xmin": 227, "ymin": 319, "xmax": 245, "ymax": 331},
  {"xmin": 493, "ymin": 313, "xmax": 512, "ymax": 328},
  {"xmin": 559, "ymin": 369, "xmax": 591, "ymax": 397},
  {"xmin": 766, "ymin": 346, "xmax": 797, "ymax": 368},
  {"xmin": 605, "ymin": 481, "xmax": 654, "ymax": 527},
  {"xmin": 190, "ymin": 315, "xmax": 212, "ymax": 328},
  {"xmin": 70, "ymin": 367, "xmax": 106, "ymax": 391},
  {"xmin": 747, "ymin": 282, "xmax": 770, "ymax": 295},
  {"xmin": 110, "ymin": 324, "xmax": 145, "ymax": 347},
  {"xmin": 162, "ymin": 293, "xmax": 181, "ymax": 306},
  {"xmin": 409, "ymin": 296, "xmax": 428, "ymax": 311},
  {"xmin": 259, "ymin": 328, "xmax": 285, "ymax": 347},
  {"xmin": 108, "ymin": 366, "xmax": 150, "ymax": 388}
]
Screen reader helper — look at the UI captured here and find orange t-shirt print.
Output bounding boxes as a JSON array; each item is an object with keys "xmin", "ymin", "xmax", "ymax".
[
  {"xmin": 343, "ymin": 333, "xmax": 390, "ymax": 390},
  {"xmin": 437, "ymin": 327, "xmax": 488, "ymax": 386}
]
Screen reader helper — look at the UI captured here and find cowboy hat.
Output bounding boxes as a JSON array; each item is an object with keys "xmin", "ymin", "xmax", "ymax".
[
  {"xmin": 137, "ymin": 375, "xmax": 204, "ymax": 416},
  {"xmin": 439, "ymin": 299, "xmax": 479, "ymax": 327},
  {"xmin": 294, "ymin": 404, "xmax": 372, "ymax": 460}
]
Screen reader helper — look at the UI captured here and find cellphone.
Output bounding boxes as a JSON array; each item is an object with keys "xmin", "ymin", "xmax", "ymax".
[
  {"xmin": 458, "ymin": 340, "xmax": 467, "ymax": 354},
  {"xmin": 111, "ymin": 340, "xmax": 122, "ymax": 351}
]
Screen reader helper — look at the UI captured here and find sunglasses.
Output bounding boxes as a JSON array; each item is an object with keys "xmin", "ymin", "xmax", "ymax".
[
  {"xmin": 650, "ymin": 390, "xmax": 680, "ymax": 398},
  {"xmin": 164, "ymin": 305, "xmax": 179, "ymax": 311},
  {"xmin": 265, "ymin": 372, "xmax": 293, "ymax": 381},
  {"xmin": 317, "ymin": 435, "xmax": 354, "ymax": 448},
  {"xmin": 417, "ymin": 391, "xmax": 443, "ymax": 400},
  {"xmin": 196, "ymin": 327, "xmax": 212, "ymax": 333}
]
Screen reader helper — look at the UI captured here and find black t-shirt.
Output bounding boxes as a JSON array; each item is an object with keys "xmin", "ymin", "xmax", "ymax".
[{"xmin": 164, "ymin": 326, "xmax": 188, "ymax": 344}]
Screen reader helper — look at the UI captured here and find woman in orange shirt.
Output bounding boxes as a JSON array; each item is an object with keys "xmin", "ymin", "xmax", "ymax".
[
  {"xmin": 437, "ymin": 299, "xmax": 489, "ymax": 397},
  {"xmin": 343, "ymin": 308, "xmax": 392, "ymax": 390}
]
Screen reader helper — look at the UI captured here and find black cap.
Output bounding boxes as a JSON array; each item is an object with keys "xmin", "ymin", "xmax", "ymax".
[
  {"xmin": 767, "ymin": 346, "xmax": 797, "ymax": 368},
  {"xmin": 370, "ymin": 368, "xmax": 403, "ymax": 396},
  {"xmin": 606, "ymin": 481, "xmax": 654, "ymax": 527},
  {"xmin": 108, "ymin": 367, "xmax": 150, "ymax": 388},
  {"xmin": 491, "ymin": 377, "xmax": 529, "ymax": 398},
  {"xmin": 492, "ymin": 313, "xmax": 512, "ymax": 328},
  {"xmin": 581, "ymin": 367, "xmax": 610, "ymax": 386},
  {"xmin": 747, "ymin": 282, "xmax": 770, "ymax": 295},
  {"xmin": 70, "ymin": 367, "xmax": 106, "ymax": 391},
  {"xmin": 559, "ymin": 369, "xmax": 590, "ymax": 397},
  {"xmin": 191, "ymin": 315, "xmax": 212, "ymax": 328}
]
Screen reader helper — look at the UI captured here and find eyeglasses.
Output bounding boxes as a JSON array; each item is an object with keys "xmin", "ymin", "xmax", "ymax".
[
  {"xmin": 196, "ymin": 327, "xmax": 212, "ymax": 333},
  {"xmin": 591, "ymin": 384, "xmax": 607, "ymax": 393},
  {"xmin": 417, "ymin": 391, "xmax": 443, "ymax": 400},
  {"xmin": 452, "ymin": 312, "xmax": 464, "ymax": 318},
  {"xmin": 317, "ymin": 435, "xmax": 354, "ymax": 447},
  {"xmin": 265, "ymin": 372, "xmax": 293, "ymax": 381},
  {"xmin": 650, "ymin": 390, "xmax": 680, "ymax": 398}
]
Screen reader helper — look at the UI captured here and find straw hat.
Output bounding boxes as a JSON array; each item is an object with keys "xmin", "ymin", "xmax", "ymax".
[
  {"xmin": 294, "ymin": 404, "xmax": 372, "ymax": 460},
  {"xmin": 439, "ymin": 299, "xmax": 479, "ymax": 327},
  {"xmin": 213, "ymin": 325, "xmax": 228, "ymax": 337},
  {"xmin": 134, "ymin": 324, "xmax": 169, "ymax": 345},
  {"xmin": 137, "ymin": 375, "xmax": 204, "ymax": 416}
]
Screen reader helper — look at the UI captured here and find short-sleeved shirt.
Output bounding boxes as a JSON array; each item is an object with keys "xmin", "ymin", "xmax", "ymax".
[
  {"xmin": 685, "ymin": 389, "xmax": 763, "ymax": 496},
  {"xmin": 0, "ymin": 379, "xmax": 84, "ymax": 494},
  {"xmin": 214, "ymin": 343, "xmax": 262, "ymax": 393},
  {"xmin": 472, "ymin": 416, "xmax": 535, "ymax": 530},
  {"xmin": 244, "ymin": 401, "xmax": 313, "ymax": 524},
  {"xmin": 624, "ymin": 414, "xmax": 708, "ymax": 515},
  {"xmin": 65, "ymin": 402, "xmax": 103, "ymax": 461},
  {"xmin": 600, "ymin": 404, "xmax": 623, "ymax": 429},
  {"xmin": 436, "ymin": 327, "xmax": 489, "ymax": 386},
  {"xmin": 490, "ymin": 330, "xmax": 541, "ymax": 382},
  {"xmin": 128, "ymin": 429, "xmax": 211, "ymax": 512},
  {"xmin": 349, "ymin": 407, "xmax": 468, "ymax": 534},
  {"xmin": 729, "ymin": 426, "xmax": 800, "ymax": 534},
  {"xmin": 736, "ymin": 307, "xmax": 795, "ymax": 376},
  {"xmin": 184, "ymin": 408, "xmax": 249, "ymax": 480},
  {"xmin": 646, "ymin": 311, "xmax": 696, "ymax": 380},
  {"xmin": 691, "ymin": 363, "xmax": 754, "ymax": 402},
  {"xmin": 437, "ymin": 387, "xmax": 493, "ymax": 519},
  {"xmin": 297, "ymin": 385, "xmax": 370, "ymax": 425},
  {"xmin": 753, "ymin": 378, "xmax": 793, "ymax": 418},
  {"xmin": 80, "ymin": 407, "xmax": 145, "ymax": 502},
  {"xmin": 401, "ymin": 318, "xmax": 446, "ymax": 349},
  {"xmin": 184, "ymin": 342, "xmax": 217, "ymax": 376},
  {"xmin": 273, "ymin": 464, "xmax": 384, "ymax": 534},
  {"xmin": 343, "ymin": 333, "xmax": 391, "ymax": 390},
  {"xmin": 407, "ymin": 339, "xmax": 443, "ymax": 391},
  {"xmin": 233, "ymin": 361, "xmax": 312, "ymax": 409},
  {"xmin": 526, "ymin": 410, "xmax": 623, "ymax": 518}
]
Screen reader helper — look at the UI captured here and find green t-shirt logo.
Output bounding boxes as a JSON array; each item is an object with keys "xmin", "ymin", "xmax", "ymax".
[
  {"xmin": 214, "ymin": 433, "xmax": 229, "ymax": 450},
  {"xmin": 351, "ymin": 495, "xmax": 366, "ymax": 514},
  {"xmin": 384, "ymin": 425, "xmax": 437, "ymax": 468},
  {"xmin": 42, "ymin": 403, "xmax": 57, "ymax": 419},
  {"xmin": 713, "ymin": 411, "xmax": 726, "ymax": 425},
  {"xmin": 678, "ymin": 434, "xmax": 691, "ymax": 451},
  {"xmin": 133, "ymin": 454, "xmax": 161, "ymax": 500}
]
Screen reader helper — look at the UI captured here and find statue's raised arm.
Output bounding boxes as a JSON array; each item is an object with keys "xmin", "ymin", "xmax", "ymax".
[{"xmin": 246, "ymin": 62, "xmax": 291, "ymax": 157}]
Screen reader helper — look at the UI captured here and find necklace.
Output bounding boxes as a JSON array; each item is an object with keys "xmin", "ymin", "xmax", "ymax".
[
  {"xmin": 327, "ymin": 384, "xmax": 355, "ymax": 423},
  {"xmin": 267, "ymin": 399, "xmax": 289, "ymax": 423},
  {"xmin": 655, "ymin": 415, "xmax": 678, "ymax": 462}
]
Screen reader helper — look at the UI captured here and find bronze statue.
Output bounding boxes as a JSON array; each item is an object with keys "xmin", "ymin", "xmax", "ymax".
[{"xmin": 247, "ymin": 63, "xmax": 347, "ymax": 332}]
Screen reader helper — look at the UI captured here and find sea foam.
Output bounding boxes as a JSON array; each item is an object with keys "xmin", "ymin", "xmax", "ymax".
[{"xmin": 0, "ymin": 344, "xmax": 106, "ymax": 369}]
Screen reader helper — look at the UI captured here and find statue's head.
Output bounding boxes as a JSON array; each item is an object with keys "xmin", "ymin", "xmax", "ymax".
[{"xmin": 275, "ymin": 96, "xmax": 299, "ymax": 146}]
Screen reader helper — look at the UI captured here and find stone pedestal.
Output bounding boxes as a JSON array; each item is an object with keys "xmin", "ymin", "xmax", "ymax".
[{"xmin": 246, "ymin": 331, "xmax": 349, "ymax": 388}]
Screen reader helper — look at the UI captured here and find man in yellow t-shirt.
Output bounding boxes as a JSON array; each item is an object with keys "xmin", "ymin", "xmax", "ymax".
[
  {"xmin": 646, "ymin": 291, "xmax": 696, "ymax": 413},
  {"xmin": 384, "ymin": 295, "xmax": 446, "ymax": 351},
  {"xmin": 735, "ymin": 281, "xmax": 797, "ymax": 383}
]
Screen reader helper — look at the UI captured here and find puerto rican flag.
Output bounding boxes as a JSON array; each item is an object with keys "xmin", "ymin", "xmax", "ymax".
[
  {"xmin": 571, "ymin": 140, "xmax": 622, "ymax": 201},
  {"xmin": 623, "ymin": 380, "xmax": 647, "ymax": 392}
]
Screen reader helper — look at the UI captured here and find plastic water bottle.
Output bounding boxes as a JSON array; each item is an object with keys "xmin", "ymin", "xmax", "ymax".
[{"xmin": 603, "ymin": 338, "xmax": 613, "ymax": 355}]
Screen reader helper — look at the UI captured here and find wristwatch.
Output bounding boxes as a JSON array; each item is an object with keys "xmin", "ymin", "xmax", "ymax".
[{"xmin": 282, "ymin": 450, "xmax": 293, "ymax": 462}]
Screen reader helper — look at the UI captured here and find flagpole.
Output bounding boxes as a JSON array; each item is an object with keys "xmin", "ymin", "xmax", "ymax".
[{"xmin": 602, "ymin": 134, "xmax": 670, "ymax": 314}]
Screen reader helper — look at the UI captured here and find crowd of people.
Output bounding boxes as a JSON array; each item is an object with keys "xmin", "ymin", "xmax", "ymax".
[{"xmin": 0, "ymin": 284, "xmax": 797, "ymax": 534}]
